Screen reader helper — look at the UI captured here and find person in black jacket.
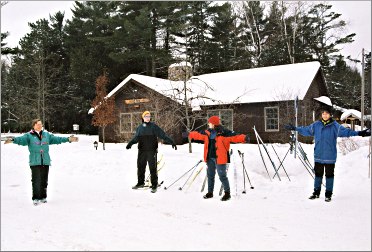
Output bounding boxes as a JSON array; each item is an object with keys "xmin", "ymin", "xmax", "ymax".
[{"xmin": 126, "ymin": 111, "xmax": 177, "ymax": 192}]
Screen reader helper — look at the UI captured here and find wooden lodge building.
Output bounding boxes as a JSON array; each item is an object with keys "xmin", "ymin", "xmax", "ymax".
[{"xmin": 91, "ymin": 61, "xmax": 329, "ymax": 144}]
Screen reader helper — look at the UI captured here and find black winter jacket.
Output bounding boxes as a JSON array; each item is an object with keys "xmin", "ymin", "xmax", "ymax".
[{"xmin": 128, "ymin": 122, "xmax": 175, "ymax": 151}]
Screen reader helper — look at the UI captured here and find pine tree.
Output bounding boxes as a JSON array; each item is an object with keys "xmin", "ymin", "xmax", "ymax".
[
  {"xmin": 303, "ymin": 3, "xmax": 356, "ymax": 75},
  {"xmin": 328, "ymin": 55, "xmax": 362, "ymax": 109}
]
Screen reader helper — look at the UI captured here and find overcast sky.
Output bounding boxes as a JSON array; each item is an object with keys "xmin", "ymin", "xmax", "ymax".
[{"xmin": 1, "ymin": 1, "xmax": 371, "ymax": 71}]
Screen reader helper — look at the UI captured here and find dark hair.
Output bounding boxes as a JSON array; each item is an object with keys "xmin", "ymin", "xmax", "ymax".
[
  {"xmin": 318, "ymin": 105, "xmax": 333, "ymax": 115},
  {"xmin": 32, "ymin": 119, "xmax": 42, "ymax": 127}
]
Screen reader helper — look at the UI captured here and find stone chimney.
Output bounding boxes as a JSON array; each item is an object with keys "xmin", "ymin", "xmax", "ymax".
[{"xmin": 168, "ymin": 61, "xmax": 193, "ymax": 81}]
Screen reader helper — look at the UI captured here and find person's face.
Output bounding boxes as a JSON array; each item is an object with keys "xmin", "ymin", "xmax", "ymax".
[
  {"xmin": 208, "ymin": 122, "xmax": 214, "ymax": 129},
  {"xmin": 143, "ymin": 115, "xmax": 151, "ymax": 122},
  {"xmin": 33, "ymin": 121, "xmax": 43, "ymax": 131},
  {"xmin": 321, "ymin": 111, "xmax": 331, "ymax": 121}
]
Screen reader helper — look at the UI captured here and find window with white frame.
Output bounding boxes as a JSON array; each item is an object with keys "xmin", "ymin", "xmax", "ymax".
[
  {"xmin": 206, "ymin": 109, "xmax": 234, "ymax": 130},
  {"xmin": 265, "ymin": 107, "xmax": 279, "ymax": 131}
]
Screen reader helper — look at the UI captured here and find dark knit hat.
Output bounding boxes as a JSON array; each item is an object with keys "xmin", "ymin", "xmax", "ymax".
[
  {"xmin": 319, "ymin": 106, "xmax": 333, "ymax": 115},
  {"xmin": 208, "ymin": 116, "xmax": 220, "ymax": 125}
]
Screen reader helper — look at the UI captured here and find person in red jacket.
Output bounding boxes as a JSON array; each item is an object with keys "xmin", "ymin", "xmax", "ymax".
[{"xmin": 187, "ymin": 116, "xmax": 249, "ymax": 201}]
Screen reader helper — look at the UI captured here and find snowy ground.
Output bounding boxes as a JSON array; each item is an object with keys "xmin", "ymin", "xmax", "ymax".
[{"xmin": 1, "ymin": 133, "xmax": 371, "ymax": 251}]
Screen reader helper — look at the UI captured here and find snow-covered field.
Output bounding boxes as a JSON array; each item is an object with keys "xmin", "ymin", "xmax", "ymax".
[{"xmin": 1, "ymin": 134, "xmax": 371, "ymax": 251}]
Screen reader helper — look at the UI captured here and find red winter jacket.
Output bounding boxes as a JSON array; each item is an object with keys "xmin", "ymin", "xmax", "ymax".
[{"xmin": 189, "ymin": 127, "xmax": 247, "ymax": 165}]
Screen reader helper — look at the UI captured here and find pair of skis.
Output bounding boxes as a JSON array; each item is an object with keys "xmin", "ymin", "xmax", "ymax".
[
  {"xmin": 143, "ymin": 154, "xmax": 165, "ymax": 189},
  {"xmin": 200, "ymin": 149, "xmax": 254, "ymax": 196}
]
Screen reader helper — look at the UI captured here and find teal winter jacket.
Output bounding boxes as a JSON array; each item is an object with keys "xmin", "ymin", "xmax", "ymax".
[{"xmin": 13, "ymin": 130, "xmax": 70, "ymax": 166}]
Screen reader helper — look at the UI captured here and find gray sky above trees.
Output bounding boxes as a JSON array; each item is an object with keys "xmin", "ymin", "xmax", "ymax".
[{"xmin": 1, "ymin": 1, "xmax": 370, "ymax": 71}]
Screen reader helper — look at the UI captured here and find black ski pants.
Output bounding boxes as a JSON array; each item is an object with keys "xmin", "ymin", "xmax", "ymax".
[
  {"xmin": 30, "ymin": 165, "xmax": 49, "ymax": 200},
  {"xmin": 137, "ymin": 150, "xmax": 157, "ymax": 186},
  {"xmin": 314, "ymin": 162, "xmax": 335, "ymax": 178}
]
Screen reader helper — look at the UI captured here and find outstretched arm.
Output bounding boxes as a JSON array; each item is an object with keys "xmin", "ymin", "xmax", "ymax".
[
  {"xmin": 284, "ymin": 123, "xmax": 314, "ymax": 137},
  {"xmin": 154, "ymin": 124, "xmax": 175, "ymax": 145},
  {"xmin": 188, "ymin": 131, "xmax": 207, "ymax": 142},
  {"xmin": 225, "ymin": 134, "xmax": 247, "ymax": 144},
  {"xmin": 221, "ymin": 128, "xmax": 249, "ymax": 143},
  {"xmin": 11, "ymin": 134, "xmax": 30, "ymax": 146},
  {"xmin": 49, "ymin": 134, "xmax": 70, "ymax": 145},
  {"xmin": 337, "ymin": 124, "xmax": 359, "ymax": 138}
]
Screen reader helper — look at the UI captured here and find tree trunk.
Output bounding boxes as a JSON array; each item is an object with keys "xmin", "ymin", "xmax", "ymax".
[{"xmin": 102, "ymin": 126, "xmax": 106, "ymax": 150}]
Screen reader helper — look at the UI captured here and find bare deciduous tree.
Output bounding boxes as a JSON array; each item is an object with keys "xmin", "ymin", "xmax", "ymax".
[{"xmin": 91, "ymin": 71, "xmax": 117, "ymax": 150}]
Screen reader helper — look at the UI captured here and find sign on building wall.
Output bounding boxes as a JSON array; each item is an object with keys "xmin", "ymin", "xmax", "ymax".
[{"xmin": 124, "ymin": 98, "xmax": 150, "ymax": 104}]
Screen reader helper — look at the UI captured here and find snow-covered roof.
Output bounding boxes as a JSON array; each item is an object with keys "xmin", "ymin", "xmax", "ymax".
[
  {"xmin": 314, "ymin": 96, "xmax": 332, "ymax": 106},
  {"xmin": 90, "ymin": 61, "xmax": 322, "ymax": 114},
  {"xmin": 88, "ymin": 75, "xmax": 184, "ymax": 114},
  {"xmin": 188, "ymin": 61, "xmax": 321, "ymax": 105},
  {"xmin": 341, "ymin": 109, "xmax": 362, "ymax": 121},
  {"xmin": 107, "ymin": 74, "xmax": 184, "ymax": 99},
  {"xmin": 333, "ymin": 105, "xmax": 347, "ymax": 112}
]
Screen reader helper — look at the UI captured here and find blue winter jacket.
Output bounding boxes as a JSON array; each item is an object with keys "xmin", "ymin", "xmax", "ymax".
[{"xmin": 296, "ymin": 120, "xmax": 358, "ymax": 164}]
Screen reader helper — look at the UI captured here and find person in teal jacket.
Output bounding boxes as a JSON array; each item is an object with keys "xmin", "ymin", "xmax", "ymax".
[
  {"xmin": 285, "ymin": 106, "xmax": 370, "ymax": 202},
  {"xmin": 4, "ymin": 119, "xmax": 78, "ymax": 206}
]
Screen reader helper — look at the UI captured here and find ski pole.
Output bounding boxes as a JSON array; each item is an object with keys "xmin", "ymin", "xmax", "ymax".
[
  {"xmin": 186, "ymin": 165, "xmax": 204, "ymax": 191},
  {"xmin": 179, "ymin": 160, "xmax": 201, "ymax": 191},
  {"xmin": 164, "ymin": 160, "xmax": 202, "ymax": 190},
  {"xmin": 201, "ymin": 174, "xmax": 207, "ymax": 192},
  {"xmin": 219, "ymin": 184, "xmax": 224, "ymax": 196},
  {"xmin": 232, "ymin": 149, "xmax": 238, "ymax": 197},
  {"xmin": 271, "ymin": 145, "xmax": 291, "ymax": 181},
  {"xmin": 294, "ymin": 96, "xmax": 299, "ymax": 159},
  {"xmin": 219, "ymin": 160, "xmax": 231, "ymax": 196},
  {"xmin": 273, "ymin": 147, "xmax": 290, "ymax": 179},
  {"xmin": 254, "ymin": 127, "xmax": 281, "ymax": 181},
  {"xmin": 238, "ymin": 150, "xmax": 254, "ymax": 189},
  {"xmin": 145, "ymin": 154, "xmax": 163, "ymax": 183},
  {"xmin": 253, "ymin": 126, "xmax": 272, "ymax": 181},
  {"xmin": 242, "ymin": 156, "xmax": 246, "ymax": 193}
]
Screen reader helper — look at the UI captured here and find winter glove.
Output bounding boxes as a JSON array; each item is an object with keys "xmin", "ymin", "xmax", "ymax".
[
  {"xmin": 358, "ymin": 128, "xmax": 371, "ymax": 137},
  {"xmin": 182, "ymin": 131, "xmax": 189, "ymax": 138},
  {"xmin": 172, "ymin": 144, "xmax": 177, "ymax": 150},
  {"xmin": 244, "ymin": 134, "xmax": 250, "ymax": 143},
  {"xmin": 68, "ymin": 135, "xmax": 79, "ymax": 142},
  {"xmin": 284, "ymin": 123, "xmax": 296, "ymax": 131},
  {"xmin": 4, "ymin": 137, "xmax": 14, "ymax": 144},
  {"xmin": 126, "ymin": 143, "xmax": 132, "ymax": 149}
]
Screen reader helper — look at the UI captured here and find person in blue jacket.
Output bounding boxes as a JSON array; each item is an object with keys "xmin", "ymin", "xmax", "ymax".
[
  {"xmin": 285, "ymin": 106, "xmax": 370, "ymax": 202},
  {"xmin": 4, "ymin": 119, "xmax": 78, "ymax": 206}
]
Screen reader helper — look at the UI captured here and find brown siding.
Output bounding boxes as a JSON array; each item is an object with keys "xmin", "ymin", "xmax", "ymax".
[
  {"xmin": 100, "ymin": 80, "xmax": 183, "ymax": 144},
  {"xmin": 100, "ymin": 67, "xmax": 328, "ymax": 145}
]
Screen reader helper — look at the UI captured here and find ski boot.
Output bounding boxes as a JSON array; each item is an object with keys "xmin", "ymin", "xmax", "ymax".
[
  {"xmin": 221, "ymin": 192, "xmax": 231, "ymax": 201},
  {"xmin": 132, "ymin": 183, "xmax": 145, "ymax": 189},
  {"xmin": 203, "ymin": 192, "xmax": 213, "ymax": 199}
]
